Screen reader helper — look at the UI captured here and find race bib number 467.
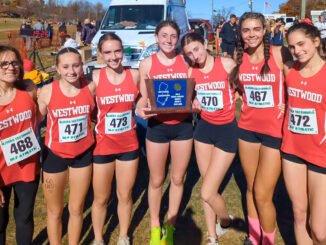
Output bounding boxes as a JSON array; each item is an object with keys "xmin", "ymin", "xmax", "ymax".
[
  {"xmin": 1, "ymin": 127, "xmax": 40, "ymax": 166},
  {"xmin": 196, "ymin": 90, "xmax": 224, "ymax": 112},
  {"xmin": 288, "ymin": 107, "xmax": 318, "ymax": 134},
  {"xmin": 105, "ymin": 110, "xmax": 132, "ymax": 134},
  {"xmin": 244, "ymin": 85, "xmax": 274, "ymax": 108},
  {"xmin": 58, "ymin": 115, "xmax": 88, "ymax": 143}
]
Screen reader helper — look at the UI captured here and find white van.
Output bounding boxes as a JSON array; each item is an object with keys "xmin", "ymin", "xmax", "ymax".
[{"xmin": 84, "ymin": 0, "xmax": 189, "ymax": 74}]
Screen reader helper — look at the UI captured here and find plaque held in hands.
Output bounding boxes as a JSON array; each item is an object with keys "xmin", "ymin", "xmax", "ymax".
[{"xmin": 145, "ymin": 78, "xmax": 195, "ymax": 114}]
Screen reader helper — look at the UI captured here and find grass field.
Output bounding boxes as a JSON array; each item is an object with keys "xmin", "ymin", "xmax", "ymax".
[{"xmin": 1, "ymin": 18, "xmax": 295, "ymax": 245}]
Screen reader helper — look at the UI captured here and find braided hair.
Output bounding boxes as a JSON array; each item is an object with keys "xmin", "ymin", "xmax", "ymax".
[{"xmin": 230, "ymin": 12, "xmax": 271, "ymax": 88}]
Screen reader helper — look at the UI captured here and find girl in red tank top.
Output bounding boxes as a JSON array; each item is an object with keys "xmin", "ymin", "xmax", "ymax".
[
  {"xmin": 229, "ymin": 13, "xmax": 292, "ymax": 245},
  {"xmin": 90, "ymin": 33, "xmax": 139, "ymax": 245},
  {"xmin": 282, "ymin": 23, "xmax": 326, "ymax": 244},
  {"xmin": 0, "ymin": 46, "xmax": 40, "ymax": 244},
  {"xmin": 136, "ymin": 21, "xmax": 193, "ymax": 244},
  {"xmin": 182, "ymin": 32, "xmax": 236, "ymax": 244},
  {"xmin": 38, "ymin": 48, "xmax": 95, "ymax": 244}
]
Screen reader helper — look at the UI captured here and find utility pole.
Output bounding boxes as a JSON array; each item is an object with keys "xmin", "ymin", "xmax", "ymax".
[
  {"xmin": 301, "ymin": 0, "xmax": 306, "ymax": 19},
  {"xmin": 212, "ymin": 0, "xmax": 214, "ymax": 25},
  {"xmin": 249, "ymin": 0, "xmax": 253, "ymax": 12}
]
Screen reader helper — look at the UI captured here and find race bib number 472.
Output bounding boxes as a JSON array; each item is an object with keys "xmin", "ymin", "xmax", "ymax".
[
  {"xmin": 1, "ymin": 127, "xmax": 40, "ymax": 166},
  {"xmin": 105, "ymin": 111, "xmax": 132, "ymax": 134},
  {"xmin": 288, "ymin": 107, "xmax": 318, "ymax": 134},
  {"xmin": 244, "ymin": 85, "xmax": 274, "ymax": 108}
]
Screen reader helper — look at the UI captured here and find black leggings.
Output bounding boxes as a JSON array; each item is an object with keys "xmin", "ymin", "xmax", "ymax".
[{"xmin": 0, "ymin": 176, "xmax": 39, "ymax": 245}]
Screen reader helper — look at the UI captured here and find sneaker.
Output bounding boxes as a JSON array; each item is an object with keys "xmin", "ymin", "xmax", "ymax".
[
  {"xmin": 207, "ymin": 236, "xmax": 219, "ymax": 245},
  {"xmin": 150, "ymin": 226, "xmax": 161, "ymax": 245},
  {"xmin": 243, "ymin": 237, "xmax": 254, "ymax": 245},
  {"xmin": 216, "ymin": 215, "xmax": 234, "ymax": 238},
  {"xmin": 92, "ymin": 241, "xmax": 105, "ymax": 245},
  {"xmin": 117, "ymin": 236, "xmax": 130, "ymax": 245},
  {"xmin": 161, "ymin": 224, "xmax": 176, "ymax": 245}
]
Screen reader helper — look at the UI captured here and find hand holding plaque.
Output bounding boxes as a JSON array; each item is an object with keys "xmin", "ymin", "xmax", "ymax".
[{"xmin": 145, "ymin": 78, "xmax": 195, "ymax": 114}]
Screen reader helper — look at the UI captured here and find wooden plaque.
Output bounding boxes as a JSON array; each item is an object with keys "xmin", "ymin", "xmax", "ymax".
[{"xmin": 145, "ymin": 78, "xmax": 195, "ymax": 114}]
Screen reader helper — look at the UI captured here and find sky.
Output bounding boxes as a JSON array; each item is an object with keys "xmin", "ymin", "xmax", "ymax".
[{"xmin": 94, "ymin": 0, "xmax": 288, "ymax": 20}]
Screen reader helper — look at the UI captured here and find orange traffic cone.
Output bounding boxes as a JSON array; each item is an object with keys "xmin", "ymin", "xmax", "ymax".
[{"xmin": 21, "ymin": 38, "xmax": 27, "ymax": 59}]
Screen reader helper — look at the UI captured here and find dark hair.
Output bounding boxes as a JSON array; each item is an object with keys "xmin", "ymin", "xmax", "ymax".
[
  {"xmin": 64, "ymin": 34, "xmax": 71, "ymax": 39},
  {"xmin": 155, "ymin": 20, "xmax": 180, "ymax": 38},
  {"xmin": 56, "ymin": 47, "xmax": 81, "ymax": 66},
  {"xmin": 230, "ymin": 14, "xmax": 236, "ymax": 19},
  {"xmin": 0, "ymin": 45, "xmax": 25, "ymax": 89},
  {"xmin": 286, "ymin": 22, "xmax": 322, "ymax": 53},
  {"xmin": 98, "ymin": 32, "xmax": 123, "ymax": 52},
  {"xmin": 230, "ymin": 12, "xmax": 270, "ymax": 87},
  {"xmin": 181, "ymin": 32, "xmax": 205, "ymax": 50}
]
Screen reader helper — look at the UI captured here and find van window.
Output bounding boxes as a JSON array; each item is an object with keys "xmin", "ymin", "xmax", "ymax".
[
  {"xmin": 286, "ymin": 18, "xmax": 294, "ymax": 23},
  {"xmin": 101, "ymin": 5, "xmax": 164, "ymax": 30}
]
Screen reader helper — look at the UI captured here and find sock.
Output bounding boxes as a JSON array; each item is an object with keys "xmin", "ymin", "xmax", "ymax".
[
  {"xmin": 261, "ymin": 227, "xmax": 276, "ymax": 245},
  {"xmin": 248, "ymin": 216, "xmax": 261, "ymax": 245}
]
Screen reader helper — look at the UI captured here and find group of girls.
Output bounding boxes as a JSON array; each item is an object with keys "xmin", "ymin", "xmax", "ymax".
[{"xmin": 0, "ymin": 12, "xmax": 325, "ymax": 245}]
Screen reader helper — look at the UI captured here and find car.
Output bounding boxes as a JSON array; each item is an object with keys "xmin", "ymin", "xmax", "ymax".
[{"xmin": 189, "ymin": 19, "xmax": 215, "ymax": 44}]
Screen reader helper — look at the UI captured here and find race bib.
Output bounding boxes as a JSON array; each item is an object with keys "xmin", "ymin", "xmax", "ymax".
[
  {"xmin": 197, "ymin": 90, "xmax": 224, "ymax": 112},
  {"xmin": 58, "ymin": 115, "xmax": 88, "ymax": 143},
  {"xmin": 105, "ymin": 110, "xmax": 132, "ymax": 134},
  {"xmin": 244, "ymin": 85, "xmax": 274, "ymax": 108},
  {"xmin": 288, "ymin": 107, "xmax": 318, "ymax": 134},
  {"xmin": 1, "ymin": 127, "xmax": 40, "ymax": 166}
]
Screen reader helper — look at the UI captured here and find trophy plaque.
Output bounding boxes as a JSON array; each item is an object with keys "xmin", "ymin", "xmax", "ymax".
[{"xmin": 145, "ymin": 78, "xmax": 195, "ymax": 114}]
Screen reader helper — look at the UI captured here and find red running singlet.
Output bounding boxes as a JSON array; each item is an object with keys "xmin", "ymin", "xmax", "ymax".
[
  {"xmin": 282, "ymin": 61, "xmax": 326, "ymax": 168},
  {"xmin": 0, "ymin": 89, "xmax": 40, "ymax": 187},
  {"xmin": 94, "ymin": 68, "xmax": 139, "ymax": 155},
  {"xmin": 191, "ymin": 57, "xmax": 235, "ymax": 125},
  {"xmin": 238, "ymin": 48, "xmax": 285, "ymax": 138},
  {"xmin": 148, "ymin": 53, "xmax": 189, "ymax": 124},
  {"xmin": 45, "ymin": 79, "xmax": 95, "ymax": 158}
]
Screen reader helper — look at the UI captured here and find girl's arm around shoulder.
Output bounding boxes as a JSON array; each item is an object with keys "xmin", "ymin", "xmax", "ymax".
[
  {"xmin": 130, "ymin": 69, "xmax": 140, "ymax": 88},
  {"xmin": 272, "ymin": 45, "xmax": 293, "ymax": 71},
  {"xmin": 24, "ymin": 79, "xmax": 38, "ymax": 102},
  {"xmin": 221, "ymin": 56, "xmax": 236, "ymax": 74},
  {"xmin": 37, "ymin": 83, "xmax": 52, "ymax": 118},
  {"xmin": 283, "ymin": 60, "xmax": 295, "ymax": 77},
  {"xmin": 88, "ymin": 69, "xmax": 100, "ymax": 96},
  {"xmin": 137, "ymin": 56, "xmax": 152, "ymax": 105}
]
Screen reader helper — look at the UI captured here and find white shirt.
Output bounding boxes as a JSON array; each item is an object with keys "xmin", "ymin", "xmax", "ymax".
[
  {"xmin": 63, "ymin": 38, "xmax": 78, "ymax": 49},
  {"xmin": 315, "ymin": 21, "xmax": 326, "ymax": 39}
]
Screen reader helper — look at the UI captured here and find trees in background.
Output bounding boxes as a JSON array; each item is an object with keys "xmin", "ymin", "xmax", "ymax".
[{"xmin": 279, "ymin": 0, "xmax": 326, "ymax": 17}]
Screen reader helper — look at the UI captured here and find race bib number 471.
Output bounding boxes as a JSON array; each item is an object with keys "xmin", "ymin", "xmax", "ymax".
[
  {"xmin": 105, "ymin": 110, "xmax": 132, "ymax": 134},
  {"xmin": 288, "ymin": 107, "xmax": 318, "ymax": 134},
  {"xmin": 58, "ymin": 115, "xmax": 88, "ymax": 143},
  {"xmin": 196, "ymin": 90, "xmax": 224, "ymax": 112},
  {"xmin": 244, "ymin": 85, "xmax": 274, "ymax": 108},
  {"xmin": 1, "ymin": 127, "xmax": 40, "ymax": 166}
]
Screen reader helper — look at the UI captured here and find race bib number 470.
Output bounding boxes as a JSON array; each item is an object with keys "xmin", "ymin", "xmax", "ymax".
[
  {"xmin": 244, "ymin": 85, "xmax": 274, "ymax": 108},
  {"xmin": 58, "ymin": 115, "xmax": 88, "ymax": 143},
  {"xmin": 288, "ymin": 107, "xmax": 318, "ymax": 134},
  {"xmin": 196, "ymin": 90, "xmax": 224, "ymax": 112},
  {"xmin": 1, "ymin": 127, "xmax": 40, "ymax": 166},
  {"xmin": 105, "ymin": 110, "xmax": 132, "ymax": 134}
]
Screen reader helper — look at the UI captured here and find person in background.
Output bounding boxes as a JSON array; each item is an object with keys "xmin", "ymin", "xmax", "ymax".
[
  {"xmin": 219, "ymin": 14, "xmax": 238, "ymax": 58},
  {"xmin": 63, "ymin": 35, "xmax": 78, "ymax": 49},
  {"xmin": 81, "ymin": 18, "xmax": 97, "ymax": 45},
  {"xmin": 58, "ymin": 22, "xmax": 67, "ymax": 46},
  {"xmin": 33, "ymin": 19, "xmax": 44, "ymax": 31},
  {"xmin": 269, "ymin": 18, "xmax": 285, "ymax": 46},
  {"xmin": 76, "ymin": 21, "xmax": 83, "ymax": 44},
  {"xmin": 314, "ymin": 15, "xmax": 326, "ymax": 54}
]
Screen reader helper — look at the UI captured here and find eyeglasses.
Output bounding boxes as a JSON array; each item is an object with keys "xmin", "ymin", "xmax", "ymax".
[{"xmin": 0, "ymin": 61, "xmax": 21, "ymax": 70}]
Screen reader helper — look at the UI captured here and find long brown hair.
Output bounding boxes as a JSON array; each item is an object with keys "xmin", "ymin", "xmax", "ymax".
[{"xmin": 230, "ymin": 12, "xmax": 271, "ymax": 88}]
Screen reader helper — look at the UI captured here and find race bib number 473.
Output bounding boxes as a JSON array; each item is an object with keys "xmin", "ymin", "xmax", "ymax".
[
  {"xmin": 105, "ymin": 110, "xmax": 132, "ymax": 134},
  {"xmin": 58, "ymin": 115, "xmax": 88, "ymax": 143},
  {"xmin": 1, "ymin": 127, "xmax": 40, "ymax": 166},
  {"xmin": 244, "ymin": 85, "xmax": 274, "ymax": 108},
  {"xmin": 288, "ymin": 107, "xmax": 318, "ymax": 134},
  {"xmin": 196, "ymin": 90, "xmax": 224, "ymax": 112}
]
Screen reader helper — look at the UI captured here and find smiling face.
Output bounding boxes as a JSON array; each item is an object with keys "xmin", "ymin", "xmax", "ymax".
[
  {"xmin": 183, "ymin": 41, "xmax": 207, "ymax": 66},
  {"xmin": 100, "ymin": 39, "xmax": 123, "ymax": 70},
  {"xmin": 240, "ymin": 18, "xmax": 265, "ymax": 49},
  {"xmin": 56, "ymin": 52, "xmax": 83, "ymax": 84},
  {"xmin": 287, "ymin": 30, "xmax": 320, "ymax": 63},
  {"xmin": 0, "ymin": 51, "xmax": 20, "ymax": 85},
  {"xmin": 155, "ymin": 26, "xmax": 179, "ymax": 54}
]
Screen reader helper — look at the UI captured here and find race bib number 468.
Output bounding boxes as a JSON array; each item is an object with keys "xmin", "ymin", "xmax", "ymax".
[
  {"xmin": 288, "ymin": 107, "xmax": 318, "ymax": 134},
  {"xmin": 58, "ymin": 115, "xmax": 88, "ymax": 143},
  {"xmin": 1, "ymin": 127, "xmax": 40, "ymax": 166},
  {"xmin": 105, "ymin": 110, "xmax": 132, "ymax": 134},
  {"xmin": 196, "ymin": 90, "xmax": 224, "ymax": 112},
  {"xmin": 244, "ymin": 85, "xmax": 274, "ymax": 108}
]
